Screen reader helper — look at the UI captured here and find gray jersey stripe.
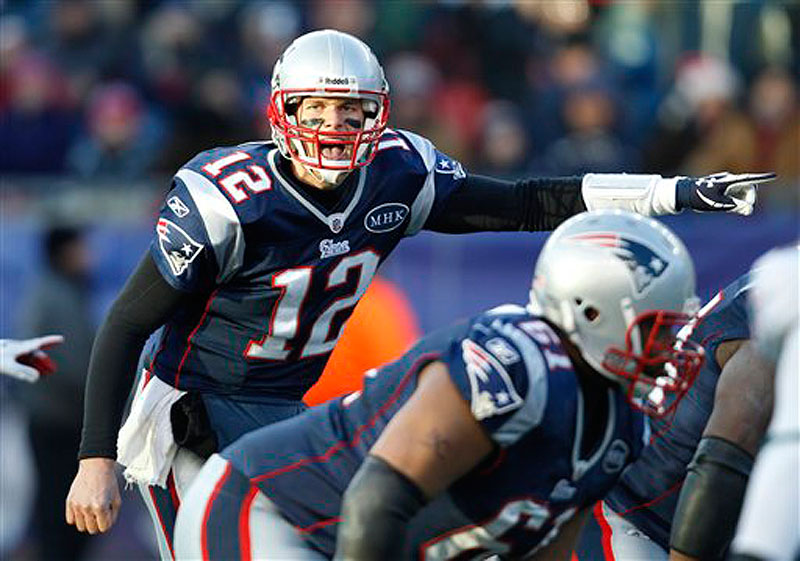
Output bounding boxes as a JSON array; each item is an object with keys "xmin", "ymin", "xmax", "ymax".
[
  {"xmin": 491, "ymin": 320, "xmax": 549, "ymax": 447},
  {"xmin": 572, "ymin": 389, "xmax": 616, "ymax": 480},
  {"xmin": 399, "ymin": 130, "xmax": 437, "ymax": 236},
  {"xmin": 176, "ymin": 168, "xmax": 245, "ymax": 283}
]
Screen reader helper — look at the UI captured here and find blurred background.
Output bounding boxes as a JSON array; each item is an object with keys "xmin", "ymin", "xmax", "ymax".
[{"xmin": 0, "ymin": 1, "xmax": 798, "ymax": 559}]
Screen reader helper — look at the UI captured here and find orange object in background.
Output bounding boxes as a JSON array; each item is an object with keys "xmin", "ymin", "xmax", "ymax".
[{"xmin": 303, "ymin": 276, "xmax": 421, "ymax": 406}]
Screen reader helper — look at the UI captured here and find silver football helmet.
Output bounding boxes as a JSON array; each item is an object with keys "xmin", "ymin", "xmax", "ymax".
[
  {"xmin": 528, "ymin": 210, "xmax": 704, "ymax": 417},
  {"xmin": 268, "ymin": 29, "xmax": 390, "ymax": 186}
]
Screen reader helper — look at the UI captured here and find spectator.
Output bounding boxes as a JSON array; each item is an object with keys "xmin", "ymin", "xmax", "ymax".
[
  {"xmin": 686, "ymin": 68, "xmax": 800, "ymax": 199},
  {"xmin": 67, "ymin": 82, "xmax": 162, "ymax": 179},
  {"xmin": 523, "ymin": 40, "xmax": 608, "ymax": 155},
  {"xmin": 386, "ymin": 52, "xmax": 470, "ymax": 163},
  {"xmin": 475, "ymin": 100, "xmax": 531, "ymax": 178},
  {"xmin": 678, "ymin": 66, "xmax": 799, "ymax": 195},
  {"xmin": 643, "ymin": 55, "xmax": 743, "ymax": 175},
  {"xmin": 745, "ymin": 67, "xmax": 799, "ymax": 183},
  {"xmin": 0, "ymin": 52, "xmax": 78, "ymax": 173},
  {"xmin": 18, "ymin": 225, "xmax": 96, "ymax": 561},
  {"xmin": 159, "ymin": 69, "xmax": 251, "ymax": 173},
  {"xmin": 43, "ymin": 0, "xmax": 112, "ymax": 103},
  {"xmin": 535, "ymin": 79, "xmax": 636, "ymax": 175}
]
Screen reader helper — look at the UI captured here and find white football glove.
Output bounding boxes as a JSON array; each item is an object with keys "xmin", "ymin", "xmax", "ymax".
[{"xmin": 0, "ymin": 335, "xmax": 64, "ymax": 382}]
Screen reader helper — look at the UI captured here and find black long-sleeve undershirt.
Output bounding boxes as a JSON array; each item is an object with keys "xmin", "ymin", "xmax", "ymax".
[
  {"xmin": 78, "ymin": 173, "xmax": 586, "ymax": 459},
  {"xmin": 79, "ymin": 254, "xmax": 191, "ymax": 458},
  {"xmin": 426, "ymin": 174, "xmax": 585, "ymax": 233}
]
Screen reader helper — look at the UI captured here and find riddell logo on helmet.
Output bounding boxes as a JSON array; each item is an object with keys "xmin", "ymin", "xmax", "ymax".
[{"xmin": 319, "ymin": 76, "xmax": 355, "ymax": 86}]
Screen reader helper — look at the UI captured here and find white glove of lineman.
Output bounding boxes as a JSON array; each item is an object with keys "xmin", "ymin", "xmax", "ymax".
[{"xmin": 0, "ymin": 335, "xmax": 64, "ymax": 382}]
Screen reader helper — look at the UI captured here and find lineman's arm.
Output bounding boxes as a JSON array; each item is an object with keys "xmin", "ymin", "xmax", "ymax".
[
  {"xmin": 702, "ymin": 340, "xmax": 773, "ymax": 456},
  {"xmin": 335, "ymin": 361, "xmax": 494, "ymax": 560},
  {"xmin": 66, "ymin": 252, "xmax": 193, "ymax": 534},
  {"xmin": 669, "ymin": 340, "xmax": 774, "ymax": 561}
]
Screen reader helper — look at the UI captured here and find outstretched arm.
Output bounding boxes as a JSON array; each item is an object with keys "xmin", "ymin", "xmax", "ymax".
[
  {"xmin": 427, "ymin": 172, "xmax": 775, "ymax": 234},
  {"xmin": 335, "ymin": 360, "xmax": 494, "ymax": 560}
]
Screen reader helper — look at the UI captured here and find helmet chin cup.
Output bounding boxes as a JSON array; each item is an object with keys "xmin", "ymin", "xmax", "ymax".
[{"xmin": 307, "ymin": 165, "xmax": 351, "ymax": 187}]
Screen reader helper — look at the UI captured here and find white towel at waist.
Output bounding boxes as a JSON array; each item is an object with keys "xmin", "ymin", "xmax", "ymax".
[{"xmin": 117, "ymin": 371, "xmax": 186, "ymax": 488}]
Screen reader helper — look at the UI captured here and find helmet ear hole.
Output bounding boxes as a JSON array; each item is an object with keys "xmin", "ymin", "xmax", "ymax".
[
  {"xmin": 574, "ymin": 298, "xmax": 599, "ymax": 322},
  {"xmin": 583, "ymin": 305, "xmax": 600, "ymax": 322}
]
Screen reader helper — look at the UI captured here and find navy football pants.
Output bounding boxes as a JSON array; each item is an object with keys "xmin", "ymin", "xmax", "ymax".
[{"xmin": 139, "ymin": 395, "xmax": 308, "ymax": 560}]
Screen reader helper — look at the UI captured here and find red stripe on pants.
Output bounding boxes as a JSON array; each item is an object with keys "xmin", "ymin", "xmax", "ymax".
[{"xmin": 593, "ymin": 501, "xmax": 617, "ymax": 561}]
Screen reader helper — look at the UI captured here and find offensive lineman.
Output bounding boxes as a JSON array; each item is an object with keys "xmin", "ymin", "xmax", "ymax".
[
  {"xmin": 174, "ymin": 210, "xmax": 704, "ymax": 560},
  {"xmin": 65, "ymin": 29, "xmax": 773, "ymax": 558},
  {"xmin": 575, "ymin": 271, "xmax": 774, "ymax": 560}
]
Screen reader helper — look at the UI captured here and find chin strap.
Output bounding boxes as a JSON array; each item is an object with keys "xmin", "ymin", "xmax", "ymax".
[{"xmin": 307, "ymin": 166, "xmax": 350, "ymax": 187}]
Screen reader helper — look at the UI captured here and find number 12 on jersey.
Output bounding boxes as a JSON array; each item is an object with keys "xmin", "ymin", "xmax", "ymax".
[{"xmin": 245, "ymin": 250, "xmax": 380, "ymax": 361}]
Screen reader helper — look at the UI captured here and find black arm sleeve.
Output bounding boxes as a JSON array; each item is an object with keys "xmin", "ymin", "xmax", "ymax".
[
  {"xmin": 669, "ymin": 436, "xmax": 754, "ymax": 559},
  {"xmin": 426, "ymin": 174, "xmax": 586, "ymax": 233},
  {"xmin": 78, "ymin": 252, "xmax": 195, "ymax": 459},
  {"xmin": 335, "ymin": 455, "xmax": 427, "ymax": 561}
]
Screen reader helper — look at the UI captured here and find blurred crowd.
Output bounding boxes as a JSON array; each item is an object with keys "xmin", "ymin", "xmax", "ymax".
[{"xmin": 0, "ymin": 0, "xmax": 798, "ymax": 204}]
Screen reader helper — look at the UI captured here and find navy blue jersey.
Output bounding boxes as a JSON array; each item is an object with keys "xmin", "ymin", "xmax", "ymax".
[
  {"xmin": 146, "ymin": 130, "xmax": 465, "ymax": 399},
  {"xmin": 222, "ymin": 305, "xmax": 646, "ymax": 559},
  {"xmin": 604, "ymin": 274, "xmax": 752, "ymax": 549}
]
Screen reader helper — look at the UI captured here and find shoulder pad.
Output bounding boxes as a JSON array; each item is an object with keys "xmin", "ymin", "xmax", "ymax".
[
  {"xmin": 457, "ymin": 315, "xmax": 556, "ymax": 445},
  {"xmin": 182, "ymin": 142, "xmax": 273, "ymax": 175},
  {"xmin": 374, "ymin": 129, "xmax": 434, "ymax": 173}
]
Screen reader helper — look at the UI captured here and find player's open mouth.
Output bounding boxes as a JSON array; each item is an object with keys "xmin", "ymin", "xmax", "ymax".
[{"xmin": 320, "ymin": 144, "xmax": 349, "ymax": 160}]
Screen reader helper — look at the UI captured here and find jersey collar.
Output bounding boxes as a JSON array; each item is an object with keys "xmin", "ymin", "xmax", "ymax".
[{"xmin": 267, "ymin": 148, "xmax": 366, "ymax": 234}]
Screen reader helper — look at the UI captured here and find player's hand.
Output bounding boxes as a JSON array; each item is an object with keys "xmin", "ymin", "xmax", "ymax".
[
  {"xmin": 66, "ymin": 457, "xmax": 122, "ymax": 534},
  {"xmin": 0, "ymin": 335, "xmax": 64, "ymax": 382},
  {"xmin": 675, "ymin": 172, "xmax": 776, "ymax": 216}
]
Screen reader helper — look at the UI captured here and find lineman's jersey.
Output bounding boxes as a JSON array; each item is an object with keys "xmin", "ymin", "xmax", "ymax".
[
  {"xmin": 223, "ymin": 306, "xmax": 646, "ymax": 559},
  {"xmin": 147, "ymin": 129, "xmax": 465, "ymax": 399},
  {"xmin": 601, "ymin": 274, "xmax": 752, "ymax": 549}
]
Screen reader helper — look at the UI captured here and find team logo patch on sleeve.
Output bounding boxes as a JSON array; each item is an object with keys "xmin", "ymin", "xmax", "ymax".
[
  {"xmin": 156, "ymin": 218, "xmax": 204, "ymax": 276},
  {"xmin": 461, "ymin": 338, "xmax": 523, "ymax": 420}
]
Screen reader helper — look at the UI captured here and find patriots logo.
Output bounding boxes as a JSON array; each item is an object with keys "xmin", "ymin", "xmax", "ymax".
[
  {"xmin": 156, "ymin": 218, "xmax": 204, "ymax": 276},
  {"xmin": 461, "ymin": 338, "xmax": 523, "ymax": 420},
  {"xmin": 568, "ymin": 232, "xmax": 668, "ymax": 295}
]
